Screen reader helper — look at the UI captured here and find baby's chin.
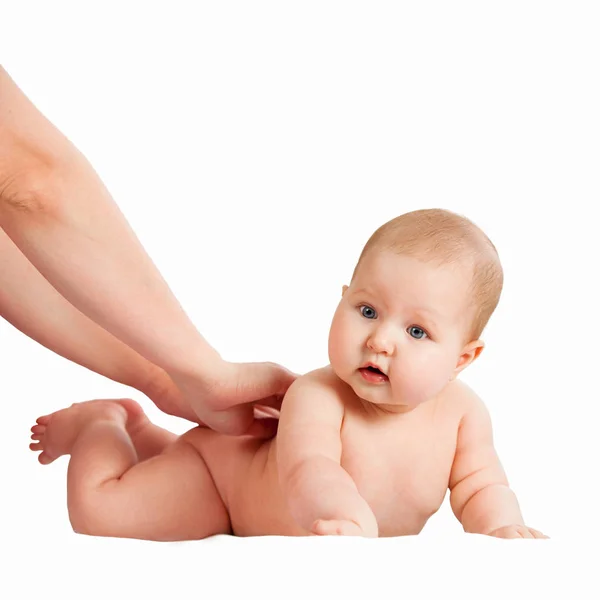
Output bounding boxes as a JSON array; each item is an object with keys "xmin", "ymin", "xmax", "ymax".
[
  {"xmin": 352, "ymin": 379, "xmax": 432, "ymax": 413},
  {"xmin": 339, "ymin": 374, "xmax": 409, "ymax": 411}
]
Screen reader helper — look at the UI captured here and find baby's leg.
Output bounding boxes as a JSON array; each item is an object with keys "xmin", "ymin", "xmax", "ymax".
[
  {"xmin": 30, "ymin": 399, "xmax": 231, "ymax": 541},
  {"xmin": 31, "ymin": 399, "xmax": 176, "ymax": 464}
]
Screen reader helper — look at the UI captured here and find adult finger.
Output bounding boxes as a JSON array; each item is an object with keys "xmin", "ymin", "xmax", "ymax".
[
  {"xmin": 207, "ymin": 404, "xmax": 280, "ymax": 438},
  {"xmin": 253, "ymin": 404, "xmax": 281, "ymax": 419},
  {"xmin": 197, "ymin": 403, "xmax": 255, "ymax": 436},
  {"xmin": 244, "ymin": 417, "xmax": 280, "ymax": 439},
  {"xmin": 252, "ymin": 394, "xmax": 285, "ymax": 411}
]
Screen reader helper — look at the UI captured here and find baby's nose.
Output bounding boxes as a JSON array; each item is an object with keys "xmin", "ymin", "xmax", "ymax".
[{"xmin": 366, "ymin": 331, "xmax": 395, "ymax": 355}]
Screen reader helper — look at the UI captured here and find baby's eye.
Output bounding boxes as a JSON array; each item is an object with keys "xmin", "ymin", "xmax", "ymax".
[
  {"xmin": 408, "ymin": 326, "xmax": 428, "ymax": 340},
  {"xmin": 359, "ymin": 305, "xmax": 377, "ymax": 319}
]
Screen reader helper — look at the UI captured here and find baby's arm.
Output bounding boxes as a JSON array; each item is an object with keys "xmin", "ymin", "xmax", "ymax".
[
  {"xmin": 277, "ymin": 376, "xmax": 378, "ymax": 537},
  {"xmin": 448, "ymin": 383, "xmax": 526, "ymax": 535}
]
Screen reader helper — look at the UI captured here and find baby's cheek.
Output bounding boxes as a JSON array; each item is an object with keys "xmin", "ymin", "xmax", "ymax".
[
  {"xmin": 327, "ymin": 313, "xmax": 350, "ymax": 368},
  {"xmin": 419, "ymin": 355, "xmax": 455, "ymax": 399},
  {"xmin": 395, "ymin": 355, "xmax": 448, "ymax": 405}
]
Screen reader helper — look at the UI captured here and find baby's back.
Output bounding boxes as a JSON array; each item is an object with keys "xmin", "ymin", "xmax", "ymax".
[{"xmin": 185, "ymin": 368, "xmax": 465, "ymax": 537}]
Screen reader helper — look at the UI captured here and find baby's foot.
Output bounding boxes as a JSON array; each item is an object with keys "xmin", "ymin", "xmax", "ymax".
[{"xmin": 29, "ymin": 399, "xmax": 146, "ymax": 465}]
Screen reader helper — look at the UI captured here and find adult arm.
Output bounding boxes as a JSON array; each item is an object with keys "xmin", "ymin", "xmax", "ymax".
[
  {"xmin": 0, "ymin": 226, "xmax": 195, "ymax": 420},
  {"xmin": 0, "ymin": 66, "xmax": 295, "ymax": 435}
]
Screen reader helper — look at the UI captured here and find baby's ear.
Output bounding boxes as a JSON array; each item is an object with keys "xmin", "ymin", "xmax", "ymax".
[
  {"xmin": 342, "ymin": 285, "xmax": 348, "ymax": 296},
  {"xmin": 452, "ymin": 339, "xmax": 484, "ymax": 378}
]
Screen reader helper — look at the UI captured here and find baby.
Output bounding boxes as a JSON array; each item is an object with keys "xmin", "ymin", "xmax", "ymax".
[{"xmin": 29, "ymin": 208, "xmax": 548, "ymax": 540}]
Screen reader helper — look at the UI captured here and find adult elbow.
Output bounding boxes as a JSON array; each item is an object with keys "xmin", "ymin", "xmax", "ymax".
[{"xmin": 0, "ymin": 169, "xmax": 64, "ymax": 217}]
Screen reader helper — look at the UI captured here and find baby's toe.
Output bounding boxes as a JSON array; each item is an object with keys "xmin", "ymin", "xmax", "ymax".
[
  {"xmin": 38, "ymin": 452, "xmax": 54, "ymax": 465},
  {"xmin": 36, "ymin": 415, "xmax": 51, "ymax": 425}
]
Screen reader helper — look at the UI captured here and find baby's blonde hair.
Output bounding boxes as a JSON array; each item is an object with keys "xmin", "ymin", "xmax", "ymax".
[{"xmin": 351, "ymin": 208, "xmax": 503, "ymax": 342}]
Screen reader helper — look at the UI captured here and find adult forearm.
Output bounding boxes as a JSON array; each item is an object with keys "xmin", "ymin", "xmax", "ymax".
[
  {"xmin": 0, "ymin": 225, "xmax": 163, "ymax": 395},
  {"xmin": 285, "ymin": 456, "xmax": 373, "ymax": 532},
  {"xmin": 0, "ymin": 165, "xmax": 218, "ymax": 376},
  {"xmin": 459, "ymin": 484, "xmax": 525, "ymax": 535},
  {"xmin": 0, "ymin": 66, "xmax": 219, "ymax": 377}
]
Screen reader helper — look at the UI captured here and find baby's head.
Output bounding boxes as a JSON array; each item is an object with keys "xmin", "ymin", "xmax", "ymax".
[{"xmin": 327, "ymin": 208, "xmax": 503, "ymax": 413}]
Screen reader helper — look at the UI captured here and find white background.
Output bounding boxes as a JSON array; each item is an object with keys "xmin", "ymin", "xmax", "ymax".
[{"xmin": 1, "ymin": 1, "xmax": 599, "ymax": 597}]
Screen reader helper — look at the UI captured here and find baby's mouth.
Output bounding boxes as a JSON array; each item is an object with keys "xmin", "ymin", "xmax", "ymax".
[{"xmin": 358, "ymin": 366, "xmax": 389, "ymax": 383}]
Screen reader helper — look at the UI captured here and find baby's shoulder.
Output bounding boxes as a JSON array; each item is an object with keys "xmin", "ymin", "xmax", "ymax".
[
  {"xmin": 437, "ymin": 379, "xmax": 488, "ymax": 424},
  {"xmin": 290, "ymin": 365, "xmax": 345, "ymax": 393},
  {"xmin": 282, "ymin": 366, "xmax": 348, "ymax": 408}
]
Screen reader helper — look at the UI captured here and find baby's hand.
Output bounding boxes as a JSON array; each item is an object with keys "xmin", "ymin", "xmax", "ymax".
[
  {"xmin": 311, "ymin": 517, "xmax": 378, "ymax": 538},
  {"xmin": 488, "ymin": 524, "xmax": 549, "ymax": 539}
]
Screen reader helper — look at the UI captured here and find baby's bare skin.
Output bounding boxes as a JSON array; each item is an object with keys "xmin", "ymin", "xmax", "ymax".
[
  {"xmin": 189, "ymin": 366, "xmax": 463, "ymax": 537},
  {"xmin": 30, "ymin": 370, "xmax": 463, "ymax": 539},
  {"xmin": 30, "ymin": 213, "xmax": 549, "ymax": 540},
  {"xmin": 31, "ymin": 366, "xmax": 501, "ymax": 540}
]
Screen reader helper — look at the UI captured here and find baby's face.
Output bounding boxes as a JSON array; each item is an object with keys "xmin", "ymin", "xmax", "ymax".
[{"xmin": 328, "ymin": 251, "xmax": 477, "ymax": 412}]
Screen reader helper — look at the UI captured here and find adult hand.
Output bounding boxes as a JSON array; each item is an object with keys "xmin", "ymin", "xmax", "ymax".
[{"xmin": 169, "ymin": 360, "xmax": 298, "ymax": 438}]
